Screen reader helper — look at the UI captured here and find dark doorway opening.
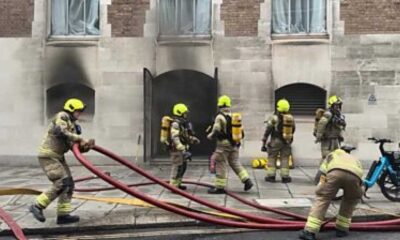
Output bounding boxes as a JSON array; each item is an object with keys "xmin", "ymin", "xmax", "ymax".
[
  {"xmin": 275, "ymin": 83, "xmax": 326, "ymax": 115},
  {"xmin": 144, "ymin": 68, "xmax": 218, "ymax": 161}
]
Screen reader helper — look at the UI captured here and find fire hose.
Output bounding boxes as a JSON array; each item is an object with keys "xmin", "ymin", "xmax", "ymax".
[
  {"xmin": 84, "ymin": 145, "xmax": 303, "ymax": 225},
  {"xmin": 3, "ymin": 144, "xmax": 400, "ymax": 240},
  {"xmin": 72, "ymin": 144, "xmax": 307, "ymax": 229},
  {"xmin": 74, "ymin": 180, "xmax": 307, "ymax": 221},
  {"xmin": 0, "ymin": 207, "xmax": 26, "ymax": 240},
  {"xmin": 72, "ymin": 144, "xmax": 400, "ymax": 230}
]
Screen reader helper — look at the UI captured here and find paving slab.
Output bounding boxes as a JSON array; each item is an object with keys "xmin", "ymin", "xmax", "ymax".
[{"xmin": 255, "ymin": 198, "xmax": 312, "ymax": 208}]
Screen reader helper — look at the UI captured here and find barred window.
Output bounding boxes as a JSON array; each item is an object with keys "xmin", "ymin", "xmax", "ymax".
[{"xmin": 275, "ymin": 83, "xmax": 326, "ymax": 116}]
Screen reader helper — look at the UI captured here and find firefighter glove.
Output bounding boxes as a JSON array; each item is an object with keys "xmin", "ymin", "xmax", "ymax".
[
  {"xmin": 182, "ymin": 151, "xmax": 192, "ymax": 161},
  {"xmin": 261, "ymin": 146, "xmax": 267, "ymax": 152},
  {"xmin": 79, "ymin": 139, "xmax": 95, "ymax": 153},
  {"xmin": 207, "ymin": 133, "xmax": 214, "ymax": 140},
  {"xmin": 192, "ymin": 136, "xmax": 200, "ymax": 145}
]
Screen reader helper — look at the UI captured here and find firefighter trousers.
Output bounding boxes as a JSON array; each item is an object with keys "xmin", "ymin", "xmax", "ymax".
[
  {"xmin": 213, "ymin": 144, "xmax": 249, "ymax": 189},
  {"xmin": 35, "ymin": 156, "xmax": 74, "ymax": 216},
  {"xmin": 266, "ymin": 138, "xmax": 292, "ymax": 178},
  {"xmin": 320, "ymin": 138, "xmax": 341, "ymax": 160},
  {"xmin": 169, "ymin": 151, "xmax": 187, "ymax": 187},
  {"xmin": 305, "ymin": 170, "xmax": 363, "ymax": 233}
]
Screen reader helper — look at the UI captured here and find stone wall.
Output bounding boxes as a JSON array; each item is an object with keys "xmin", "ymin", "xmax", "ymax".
[
  {"xmin": 332, "ymin": 0, "xmax": 400, "ymax": 161},
  {"xmin": 1, "ymin": 0, "xmax": 400, "ymax": 166},
  {"xmin": 213, "ymin": 37, "xmax": 272, "ymax": 159},
  {"xmin": 0, "ymin": 0, "xmax": 156, "ymax": 166},
  {"xmin": 0, "ymin": 0, "xmax": 44, "ymax": 161}
]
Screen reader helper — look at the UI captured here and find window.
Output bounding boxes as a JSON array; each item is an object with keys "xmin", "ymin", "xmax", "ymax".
[
  {"xmin": 275, "ymin": 83, "xmax": 326, "ymax": 116},
  {"xmin": 272, "ymin": 0, "xmax": 326, "ymax": 34},
  {"xmin": 51, "ymin": 0, "xmax": 100, "ymax": 36},
  {"xmin": 158, "ymin": 0, "xmax": 211, "ymax": 37}
]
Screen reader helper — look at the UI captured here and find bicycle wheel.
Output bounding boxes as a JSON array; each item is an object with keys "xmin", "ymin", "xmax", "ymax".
[{"xmin": 379, "ymin": 170, "xmax": 400, "ymax": 202}]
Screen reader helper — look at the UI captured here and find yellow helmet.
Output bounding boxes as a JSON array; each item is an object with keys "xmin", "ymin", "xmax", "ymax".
[
  {"xmin": 276, "ymin": 99, "xmax": 290, "ymax": 113},
  {"xmin": 251, "ymin": 158, "xmax": 267, "ymax": 169},
  {"xmin": 173, "ymin": 103, "xmax": 188, "ymax": 117},
  {"xmin": 218, "ymin": 95, "xmax": 231, "ymax": 108},
  {"xmin": 252, "ymin": 159, "xmax": 262, "ymax": 168},
  {"xmin": 328, "ymin": 95, "xmax": 342, "ymax": 107},
  {"xmin": 64, "ymin": 98, "xmax": 85, "ymax": 113}
]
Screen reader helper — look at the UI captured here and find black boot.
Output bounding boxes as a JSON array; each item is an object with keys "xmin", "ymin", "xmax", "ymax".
[
  {"xmin": 336, "ymin": 229, "xmax": 349, "ymax": 238},
  {"xmin": 264, "ymin": 176, "xmax": 276, "ymax": 183},
  {"xmin": 282, "ymin": 176, "xmax": 292, "ymax": 183},
  {"xmin": 29, "ymin": 204, "xmax": 46, "ymax": 222},
  {"xmin": 299, "ymin": 230, "xmax": 317, "ymax": 240},
  {"xmin": 207, "ymin": 187, "xmax": 226, "ymax": 194},
  {"xmin": 244, "ymin": 179, "xmax": 254, "ymax": 191},
  {"xmin": 56, "ymin": 214, "xmax": 80, "ymax": 224},
  {"xmin": 178, "ymin": 185, "xmax": 187, "ymax": 190}
]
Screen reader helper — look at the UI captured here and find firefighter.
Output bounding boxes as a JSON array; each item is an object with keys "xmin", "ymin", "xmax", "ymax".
[
  {"xmin": 29, "ymin": 98, "xmax": 95, "ymax": 224},
  {"xmin": 207, "ymin": 95, "xmax": 253, "ymax": 194},
  {"xmin": 169, "ymin": 103, "xmax": 200, "ymax": 190},
  {"xmin": 262, "ymin": 99, "xmax": 295, "ymax": 183},
  {"xmin": 314, "ymin": 95, "xmax": 346, "ymax": 184},
  {"xmin": 299, "ymin": 146, "xmax": 364, "ymax": 240}
]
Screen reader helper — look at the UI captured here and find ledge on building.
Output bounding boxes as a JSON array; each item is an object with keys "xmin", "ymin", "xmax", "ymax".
[
  {"xmin": 156, "ymin": 35, "xmax": 212, "ymax": 46},
  {"xmin": 271, "ymin": 34, "xmax": 330, "ymax": 45},
  {"xmin": 46, "ymin": 35, "xmax": 100, "ymax": 47}
]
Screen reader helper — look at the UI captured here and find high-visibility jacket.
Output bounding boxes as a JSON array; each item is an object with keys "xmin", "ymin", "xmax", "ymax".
[
  {"xmin": 320, "ymin": 149, "xmax": 363, "ymax": 180},
  {"xmin": 209, "ymin": 108, "xmax": 233, "ymax": 147},
  {"xmin": 262, "ymin": 113, "xmax": 295, "ymax": 144},
  {"xmin": 315, "ymin": 109, "xmax": 345, "ymax": 140},
  {"xmin": 170, "ymin": 117, "xmax": 197, "ymax": 152},
  {"xmin": 39, "ymin": 111, "xmax": 82, "ymax": 158}
]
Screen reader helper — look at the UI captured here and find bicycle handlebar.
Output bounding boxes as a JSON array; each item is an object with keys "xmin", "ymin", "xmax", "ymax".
[
  {"xmin": 368, "ymin": 137, "xmax": 393, "ymax": 155},
  {"xmin": 367, "ymin": 137, "xmax": 392, "ymax": 143}
]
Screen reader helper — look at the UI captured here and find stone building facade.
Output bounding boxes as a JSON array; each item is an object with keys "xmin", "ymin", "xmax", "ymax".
[{"xmin": 0, "ymin": 0, "xmax": 399, "ymax": 166}]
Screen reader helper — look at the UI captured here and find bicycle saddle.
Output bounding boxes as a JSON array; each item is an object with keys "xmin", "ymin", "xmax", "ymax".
[{"xmin": 341, "ymin": 145, "xmax": 356, "ymax": 153}]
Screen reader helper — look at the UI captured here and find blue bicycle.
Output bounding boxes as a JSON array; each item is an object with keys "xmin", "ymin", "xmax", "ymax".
[{"xmin": 364, "ymin": 137, "xmax": 400, "ymax": 202}]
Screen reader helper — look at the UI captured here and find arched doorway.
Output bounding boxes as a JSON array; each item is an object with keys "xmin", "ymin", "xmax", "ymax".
[
  {"xmin": 275, "ymin": 83, "xmax": 326, "ymax": 115},
  {"xmin": 144, "ymin": 68, "xmax": 218, "ymax": 160}
]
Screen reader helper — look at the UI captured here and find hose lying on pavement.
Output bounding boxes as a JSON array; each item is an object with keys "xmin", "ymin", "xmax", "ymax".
[
  {"xmin": 0, "ymin": 207, "xmax": 27, "ymax": 240},
  {"xmin": 72, "ymin": 144, "xmax": 308, "ymax": 229},
  {"xmin": 72, "ymin": 144, "xmax": 400, "ymax": 230},
  {"xmin": 84, "ymin": 145, "xmax": 302, "ymax": 225},
  {"xmin": 183, "ymin": 181, "xmax": 308, "ymax": 221},
  {"xmin": 0, "ymin": 187, "xmax": 243, "ymax": 221},
  {"xmin": 74, "ymin": 180, "xmax": 307, "ymax": 221},
  {"xmin": 2, "ymin": 144, "xmax": 400, "ymax": 240}
]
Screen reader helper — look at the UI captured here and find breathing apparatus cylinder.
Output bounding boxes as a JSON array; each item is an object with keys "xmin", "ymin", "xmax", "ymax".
[
  {"xmin": 160, "ymin": 116, "xmax": 173, "ymax": 145},
  {"xmin": 231, "ymin": 113, "xmax": 243, "ymax": 143}
]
